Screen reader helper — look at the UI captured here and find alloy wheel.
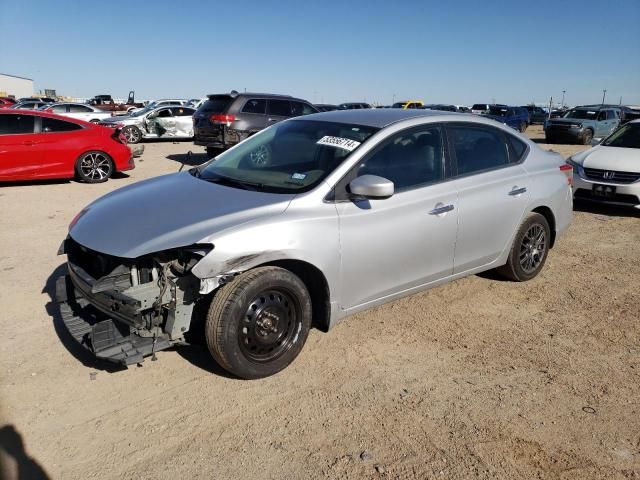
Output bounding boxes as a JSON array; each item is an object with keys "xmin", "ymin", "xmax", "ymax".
[
  {"xmin": 519, "ymin": 223, "xmax": 546, "ymax": 274},
  {"xmin": 79, "ymin": 152, "xmax": 112, "ymax": 181}
]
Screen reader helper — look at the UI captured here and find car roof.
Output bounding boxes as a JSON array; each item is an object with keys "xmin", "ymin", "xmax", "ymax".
[
  {"xmin": 294, "ymin": 108, "xmax": 463, "ymax": 128},
  {"xmin": 207, "ymin": 92, "xmax": 295, "ymax": 100}
]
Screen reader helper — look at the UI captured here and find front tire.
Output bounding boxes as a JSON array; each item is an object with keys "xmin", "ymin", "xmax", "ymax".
[
  {"xmin": 205, "ymin": 266, "xmax": 312, "ymax": 379},
  {"xmin": 497, "ymin": 213, "xmax": 550, "ymax": 282},
  {"xmin": 582, "ymin": 129, "xmax": 593, "ymax": 145},
  {"xmin": 75, "ymin": 151, "xmax": 114, "ymax": 183},
  {"xmin": 122, "ymin": 125, "xmax": 142, "ymax": 144}
]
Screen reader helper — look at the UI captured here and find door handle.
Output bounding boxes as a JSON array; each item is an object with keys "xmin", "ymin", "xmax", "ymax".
[
  {"xmin": 509, "ymin": 186, "xmax": 527, "ymax": 196},
  {"xmin": 429, "ymin": 203, "xmax": 455, "ymax": 215},
  {"xmin": 22, "ymin": 141, "xmax": 37, "ymax": 146}
]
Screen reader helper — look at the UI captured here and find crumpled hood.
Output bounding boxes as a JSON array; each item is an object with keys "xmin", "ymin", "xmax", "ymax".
[
  {"xmin": 571, "ymin": 146, "xmax": 640, "ymax": 172},
  {"xmin": 69, "ymin": 172, "xmax": 295, "ymax": 258}
]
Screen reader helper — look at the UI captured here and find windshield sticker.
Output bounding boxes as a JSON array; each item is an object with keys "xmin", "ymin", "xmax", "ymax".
[
  {"xmin": 317, "ymin": 136, "xmax": 361, "ymax": 151},
  {"xmin": 291, "ymin": 173, "xmax": 307, "ymax": 180}
]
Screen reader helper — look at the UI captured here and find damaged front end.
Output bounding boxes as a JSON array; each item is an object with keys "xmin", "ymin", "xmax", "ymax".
[{"xmin": 56, "ymin": 237, "xmax": 212, "ymax": 366}]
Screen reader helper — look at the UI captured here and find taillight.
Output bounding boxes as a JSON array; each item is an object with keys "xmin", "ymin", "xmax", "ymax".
[
  {"xmin": 559, "ymin": 163, "xmax": 573, "ymax": 186},
  {"xmin": 209, "ymin": 113, "xmax": 235, "ymax": 124}
]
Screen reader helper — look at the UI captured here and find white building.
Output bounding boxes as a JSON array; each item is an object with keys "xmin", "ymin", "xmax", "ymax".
[{"xmin": 0, "ymin": 73, "xmax": 34, "ymax": 98}]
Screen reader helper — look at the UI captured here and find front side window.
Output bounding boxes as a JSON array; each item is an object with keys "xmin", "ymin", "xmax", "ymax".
[
  {"xmin": 242, "ymin": 99, "xmax": 266, "ymax": 114},
  {"xmin": 42, "ymin": 117, "xmax": 82, "ymax": 132},
  {"xmin": 356, "ymin": 125, "xmax": 445, "ymax": 191},
  {"xmin": 449, "ymin": 125, "xmax": 509, "ymax": 175},
  {"xmin": 267, "ymin": 100, "xmax": 292, "ymax": 117},
  {"xmin": 197, "ymin": 120, "xmax": 378, "ymax": 193},
  {"xmin": 156, "ymin": 109, "xmax": 172, "ymax": 118},
  {"xmin": 0, "ymin": 114, "xmax": 35, "ymax": 134}
]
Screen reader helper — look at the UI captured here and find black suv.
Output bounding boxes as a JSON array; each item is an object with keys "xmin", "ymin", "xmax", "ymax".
[{"xmin": 193, "ymin": 91, "xmax": 318, "ymax": 157}]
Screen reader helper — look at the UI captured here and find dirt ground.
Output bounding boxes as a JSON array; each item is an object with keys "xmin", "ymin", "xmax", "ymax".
[{"xmin": 0, "ymin": 125, "xmax": 638, "ymax": 480}]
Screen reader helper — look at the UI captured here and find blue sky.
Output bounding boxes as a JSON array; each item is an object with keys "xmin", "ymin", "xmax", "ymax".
[{"xmin": 1, "ymin": 0, "xmax": 638, "ymax": 106}]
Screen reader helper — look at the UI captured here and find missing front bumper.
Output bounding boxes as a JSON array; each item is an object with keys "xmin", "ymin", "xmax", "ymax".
[{"xmin": 55, "ymin": 275, "xmax": 174, "ymax": 366}]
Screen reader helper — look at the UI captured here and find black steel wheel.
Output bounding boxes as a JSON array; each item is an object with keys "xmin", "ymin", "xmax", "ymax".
[
  {"xmin": 497, "ymin": 212, "xmax": 550, "ymax": 282},
  {"xmin": 205, "ymin": 266, "xmax": 312, "ymax": 379},
  {"xmin": 75, "ymin": 151, "xmax": 114, "ymax": 183}
]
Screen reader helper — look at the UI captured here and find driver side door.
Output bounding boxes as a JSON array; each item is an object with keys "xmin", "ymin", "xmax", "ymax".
[
  {"xmin": 336, "ymin": 124, "xmax": 458, "ymax": 311},
  {"xmin": 145, "ymin": 107, "xmax": 173, "ymax": 136}
]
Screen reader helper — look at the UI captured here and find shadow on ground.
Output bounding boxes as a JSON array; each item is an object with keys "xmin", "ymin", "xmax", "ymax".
[
  {"xmin": 166, "ymin": 151, "xmax": 209, "ymax": 167},
  {"xmin": 574, "ymin": 200, "xmax": 640, "ymax": 218},
  {"xmin": 0, "ymin": 424, "xmax": 50, "ymax": 480}
]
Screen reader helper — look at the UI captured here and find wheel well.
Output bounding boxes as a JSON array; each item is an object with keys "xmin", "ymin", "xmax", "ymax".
[
  {"xmin": 260, "ymin": 259, "xmax": 331, "ymax": 332},
  {"xmin": 532, "ymin": 206, "xmax": 556, "ymax": 248}
]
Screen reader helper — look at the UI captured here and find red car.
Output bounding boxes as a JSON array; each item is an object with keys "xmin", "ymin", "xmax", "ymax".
[
  {"xmin": 0, "ymin": 110, "xmax": 134, "ymax": 183},
  {"xmin": 0, "ymin": 97, "xmax": 17, "ymax": 108}
]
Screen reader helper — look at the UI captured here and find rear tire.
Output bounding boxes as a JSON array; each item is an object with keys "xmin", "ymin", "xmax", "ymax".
[
  {"xmin": 497, "ymin": 213, "xmax": 550, "ymax": 282},
  {"xmin": 75, "ymin": 151, "xmax": 114, "ymax": 183},
  {"xmin": 205, "ymin": 266, "xmax": 312, "ymax": 379}
]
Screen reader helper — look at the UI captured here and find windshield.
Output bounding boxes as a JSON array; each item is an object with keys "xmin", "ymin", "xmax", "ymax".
[
  {"xmin": 196, "ymin": 120, "xmax": 379, "ymax": 193},
  {"xmin": 563, "ymin": 109, "xmax": 598, "ymax": 120},
  {"xmin": 488, "ymin": 106, "xmax": 508, "ymax": 116},
  {"xmin": 472, "ymin": 104, "xmax": 487, "ymax": 110},
  {"xmin": 130, "ymin": 106, "xmax": 154, "ymax": 117},
  {"xmin": 602, "ymin": 123, "xmax": 640, "ymax": 149}
]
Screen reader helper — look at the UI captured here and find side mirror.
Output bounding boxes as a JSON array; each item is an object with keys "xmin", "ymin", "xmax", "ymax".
[
  {"xmin": 349, "ymin": 175, "xmax": 394, "ymax": 199},
  {"xmin": 591, "ymin": 137, "xmax": 603, "ymax": 147}
]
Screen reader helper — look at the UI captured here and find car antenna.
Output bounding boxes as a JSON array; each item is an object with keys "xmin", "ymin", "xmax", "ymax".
[{"xmin": 179, "ymin": 151, "xmax": 192, "ymax": 172}]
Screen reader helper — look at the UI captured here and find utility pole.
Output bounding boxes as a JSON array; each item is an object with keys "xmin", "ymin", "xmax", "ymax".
[
  {"xmin": 392, "ymin": 93, "xmax": 396, "ymax": 105},
  {"xmin": 619, "ymin": 96, "xmax": 622, "ymax": 106},
  {"xmin": 601, "ymin": 89, "xmax": 607, "ymax": 105},
  {"xmin": 561, "ymin": 90, "xmax": 566, "ymax": 108}
]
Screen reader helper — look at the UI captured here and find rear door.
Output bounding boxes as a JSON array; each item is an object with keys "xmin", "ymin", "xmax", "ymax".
[
  {"xmin": 166, "ymin": 107, "xmax": 196, "ymax": 137},
  {"xmin": 67, "ymin": 104, "xmax": 96, "ymax": 121},
  {"xmin": 238, "ymin": 98, "xmax": 267, "ymax": 132},
  {"xmin": 447, "ymin": 123, "xmax": 530, "ymax": 273},
  {"xmin": 266, "ymin": 99, "xmax": 292, "ymax": 127},
  {"xmin": 0, "ymin": 113, "xmax": 40, "ymax": 180}
]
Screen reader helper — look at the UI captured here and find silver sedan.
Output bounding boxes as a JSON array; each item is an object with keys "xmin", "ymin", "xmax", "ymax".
[
  {"xmin": 99, "ymin": 105, "xmax": 196, "ymax": 143},
  {"xmin": 58, "ymin": 109, "xmax": 573, "ymax": 378}
]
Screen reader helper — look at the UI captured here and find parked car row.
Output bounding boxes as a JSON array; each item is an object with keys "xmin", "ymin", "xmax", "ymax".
[{"xmin": 0, "ymin": 110, "xmax": 134, "ymax": 183}]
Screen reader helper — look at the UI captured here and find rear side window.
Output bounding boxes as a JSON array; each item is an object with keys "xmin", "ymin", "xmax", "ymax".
[
  {"xmin": 507, "ymin": 134, "xmax": 527, "ymax": 163},
  {"xmin": 199, "ymin": 96, "xmax": 233, "ymax": 113},
  {"xmin": 171, "ymin": 107, "xmax": 195, "ymax": 116},
  {"xmin": 268, "ymin": 100, "xmax": 292, "ymax": 116},
  {"xmin": 241, "ymin": 99, "xmax": 266, "ymax": 114},
  {"xmin": 0, "ymin": 114, "xmax": 35, "ymax": 134},
  {"xmin": 69, "ymin": 104, "xmax": 92, "ymax": 113},
  {"xmin": 290, "ymin": 101, "xmax": 316, "ymax": 116},
  {"xmin": 51, "ymin": 104, "xmax": 67, "ymax": 113},
  {"xmin": 42, "ymin": 117, "xmax": 82, "ymax": 132},
  {"xmin": 449, "ymin": 125, "xmax": 509, "ymax": 175}
]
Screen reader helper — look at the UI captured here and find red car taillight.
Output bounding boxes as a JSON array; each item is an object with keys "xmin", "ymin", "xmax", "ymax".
[
  {"xmin": 559, "ymin": 163, "xmax": 573, "ymax": 186},
  {"xmin": 209, "ymin": 113, "xmax": 235, "ymax": 124}
]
